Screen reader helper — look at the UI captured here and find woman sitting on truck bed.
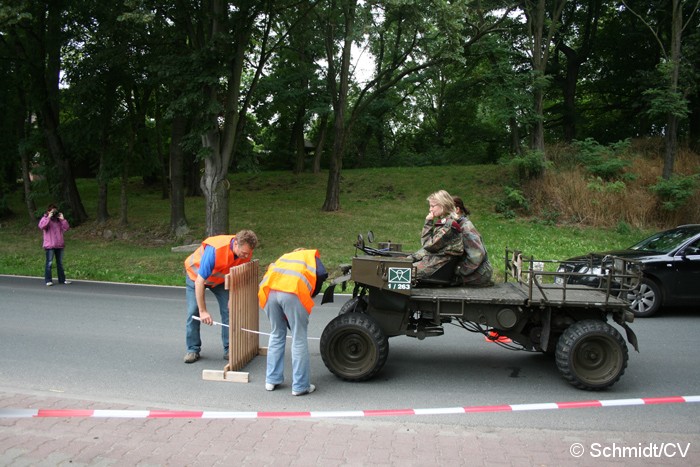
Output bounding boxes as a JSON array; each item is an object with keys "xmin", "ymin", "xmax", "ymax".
[
  {"xmin": 410, "ymin": 190, "xmax": 464, "ymax": 281},
  {"xmin": 452, "ymin": 196, "xmax": 494, "ymax": 287}
]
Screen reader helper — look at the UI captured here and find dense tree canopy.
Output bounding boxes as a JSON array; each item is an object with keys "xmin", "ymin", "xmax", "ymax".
[{"xmin": 1, "ymin": 0, "xmax": 698, "ymax": 232}]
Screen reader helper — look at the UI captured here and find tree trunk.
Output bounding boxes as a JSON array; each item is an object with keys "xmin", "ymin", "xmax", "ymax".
[
  {"xmin": 17, "ymin": 97, "xmax": 36, "ymax": 222},
  {"xmin": 19, "ymin": 145, "xmax": 36, "ymax": 223},
  {"xmin": 97, "ymin": 175, "xmax": 109, "ymax": 224},
  {"xmin": 322, "ymin": 137, "xmax": 343, "ymax": 212},
  {"xmin": 313, "ymin": 113, "xmax": 329, "ymax": 174},
  {"xmin": 155, "ymin": 95, "xmax": 169, "ymax": 200},
  {"xmin": 558, "ymin": 45, "xmax": 582, "ymax": 142},
  {"xmin": 322, "ymin": 0, "xmax": 355, "ymax": 212},
  {"xmin": 292, "ymin": 106, "xmax": 306, "ymax": 174},
  {"xmin": 531, "ymin": 87, "xmax": 546, "ymax": 152},
  {"xmin": 524, "ymin": 0, "xmax": 567, "ymax": 156},
  {"xmin": 509, "ymin": 116, "xmax": 522, "ymax": 155},
  {"xmin": 38, "ymin": 0, "xmax": 87, "ymax": 224},
  {"xmin": 120, "ymin": 147, "xmax": 130, "ymax": 228},
  {"xmin": 201, "ymin": 132, "xmax": 230, "ymax": 236},
  {"xmin": 169, "ymin": 115, "xmax": 189, "ymax": 237},
  {"xmin": 96, "ymin": 111, "xmax": 111, "ymax": 224},
  {"xmin": 663, "ymin": 114, "xmax": 678, "ymax": 180},
  {"xmin": 662, "ymin": 0, "xmax": 682, "ymax": 180}
]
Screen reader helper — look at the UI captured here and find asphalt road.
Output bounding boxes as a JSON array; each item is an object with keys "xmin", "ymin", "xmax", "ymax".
[{"xmin": 1, "ymin": 275, "xmax": 699, "ymax": 435}]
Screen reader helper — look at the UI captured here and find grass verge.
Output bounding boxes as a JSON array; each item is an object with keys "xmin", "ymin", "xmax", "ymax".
[{"xmin": 0, "ymin": 165, "xmax": 654, "ymax": 286}]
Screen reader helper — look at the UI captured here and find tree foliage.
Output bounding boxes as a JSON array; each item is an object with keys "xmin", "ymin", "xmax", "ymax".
[{"xmin": 1, "ymin": 0, "xmax": 698, "ymax": 230}]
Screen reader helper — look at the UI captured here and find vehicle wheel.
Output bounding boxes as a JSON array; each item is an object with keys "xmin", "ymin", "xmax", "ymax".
[
  {"xmin": 555, "ymin": 320, "xmax": 628, "ymax": 391},
  {"xmin": 320, "ymin": 312, "xmax": 388, "ymax": 382},
  {"xmin": 338, "ymin": 296, "xmax": 367, "ymax": 315},
  {"xmin": 626, "ymin": 278, "xmax": 662, "ymax": 317}
]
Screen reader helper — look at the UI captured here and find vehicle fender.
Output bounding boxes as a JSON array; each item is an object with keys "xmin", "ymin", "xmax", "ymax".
[
  {"xmin": 619, "ymin": 321, "xmax": 640, "ymax": 352},
  {"xmin": 540, "ymin": 307, "xmax": 552, "ymax": 352},
  {"xmin": 321, "ymin": 272, "xmax": 352, "ymax": 304}
]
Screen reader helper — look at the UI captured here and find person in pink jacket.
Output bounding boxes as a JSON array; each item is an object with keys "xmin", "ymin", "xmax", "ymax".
[{"xmin": 38, "ymin": 203, "xmax": 71, "ymax": 286}]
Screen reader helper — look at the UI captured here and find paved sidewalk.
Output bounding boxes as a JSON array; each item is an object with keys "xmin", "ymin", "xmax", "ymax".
[{"xmin": 1, "ymin": 391, "xmax": 698, "ymax": 466}]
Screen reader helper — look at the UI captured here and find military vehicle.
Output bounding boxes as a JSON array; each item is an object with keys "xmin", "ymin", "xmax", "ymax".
[{"xmin": 320, "ymin": 232, "xmax": 640, "ymax": 390}]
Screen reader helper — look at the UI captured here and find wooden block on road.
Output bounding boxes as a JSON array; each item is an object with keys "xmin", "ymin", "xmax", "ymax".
[{"xmin": 202, "ymin": 369, "xmax": 249, "ymax": 383}]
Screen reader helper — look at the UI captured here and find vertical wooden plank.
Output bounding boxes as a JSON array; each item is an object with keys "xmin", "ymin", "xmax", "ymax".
[{"xmin": 226, "ymin": 260, "xmax": 259, "ymax": 372}]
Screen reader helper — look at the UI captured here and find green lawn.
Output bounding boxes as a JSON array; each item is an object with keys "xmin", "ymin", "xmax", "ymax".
[{"xmin": 0, "ymin": 165, "xmax": 651, "ymax": 286}]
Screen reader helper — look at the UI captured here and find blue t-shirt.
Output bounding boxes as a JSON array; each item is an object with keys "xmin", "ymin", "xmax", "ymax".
[
  {"xmin": 197, "ymin": 245, "xmax": 217, "ymax": 280},
  {"xmin": 198, "ymin": 239, "xmax": 238, "ymax": 281}
]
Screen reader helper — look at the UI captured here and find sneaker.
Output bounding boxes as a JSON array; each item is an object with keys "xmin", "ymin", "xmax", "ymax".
[
  {"xmin": 62, "ymin": 280, "xmax": 72, "ymax": 285},
  {"xmin": 46, "ymin": 282, "xmax": 53, "ymax": 286},
  {"xmin": 292, "ymin": 384, "xmax": 315, "ymax": 396},
  {"xmin": 265, "ymin": 383, "xmax": 277, "ymax": 391},
  {"xmin": 183, "ymin": 352, "xmax": 200, "ymax": 364}
]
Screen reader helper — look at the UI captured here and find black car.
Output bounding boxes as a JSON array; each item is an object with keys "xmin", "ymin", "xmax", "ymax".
[{"xmin": 556, "ymin": 224, "xmax": 700, "ymax": 317}]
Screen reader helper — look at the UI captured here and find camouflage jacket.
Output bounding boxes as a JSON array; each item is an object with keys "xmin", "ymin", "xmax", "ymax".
[
  {"xmin": 412, "ymin": 217, "xmax": 464, "ymax": 261},
  {"xmin": 455, "ymin": 216, "xmax": 489, "ymax": 276}
]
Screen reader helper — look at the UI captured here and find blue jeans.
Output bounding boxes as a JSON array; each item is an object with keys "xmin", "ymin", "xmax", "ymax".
[
  {"xmin": 185, "ymin": 275, "xmax": 229, "ymax": 354},
  {"xmin": 44, "ymin": 248, "xmax": 65, "ymax": 284},
  {"xmin": 264, "ymin": 290, "xmax": 310, "ymax": 393}
]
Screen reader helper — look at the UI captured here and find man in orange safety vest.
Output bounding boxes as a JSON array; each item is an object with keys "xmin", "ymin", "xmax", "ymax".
[
  {"xmin": 184, "ymin": 230, "xmax": 258, "ymax": 364},
  {"xmin": 258, "ymin": 249, "xmax": 327, "ymax": 395}
]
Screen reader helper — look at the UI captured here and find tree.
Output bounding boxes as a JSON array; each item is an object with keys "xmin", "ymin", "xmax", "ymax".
[
  {"xmin": 522, "ymin": 0, "xmax": 567, "ymax": 154},
  {"xmin": 1, "ymin": 1, "xmax": 88, "ymax": 224},
  {"xmin": 622, "ymin": 0, "xmax": 699, "ymax": 178},
  {"xmin": 552, "ymin": 0, "xmax": 601, "ymax": 142},
  {"xmin": 319, "ymin": 0, "xmax": 470, "ymax": 211}
]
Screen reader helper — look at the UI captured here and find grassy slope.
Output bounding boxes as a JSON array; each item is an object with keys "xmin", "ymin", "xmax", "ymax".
[{"xmin": 0, "ymin": 165, "xmax": 651, "ymax": 286}]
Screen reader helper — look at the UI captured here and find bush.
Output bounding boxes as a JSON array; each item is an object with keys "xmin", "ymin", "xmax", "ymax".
[
  {"xmin": 572, "ymin": 138, "xmax": 631, "ymax": 181},
  {"xmin": 505, "ymin": 150, "xmax": 550, "ymax": 181},
  {"xmin": 650, "ymin": 174, "xmax": 698, "ymax": 211},
  {"xmin": 495, "ymin": 185, "xmax": 529, "ymax": 218}
]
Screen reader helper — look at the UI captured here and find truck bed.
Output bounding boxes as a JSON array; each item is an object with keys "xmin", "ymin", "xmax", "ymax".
[{"xmin": 411, "ymin": 280, "xmax": 630, "ymax": 310}]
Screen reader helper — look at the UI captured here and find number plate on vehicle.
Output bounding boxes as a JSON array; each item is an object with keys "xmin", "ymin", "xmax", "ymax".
[{"xmin": 388, "ymin": 267, "xmax": 412, "ymax": 290}]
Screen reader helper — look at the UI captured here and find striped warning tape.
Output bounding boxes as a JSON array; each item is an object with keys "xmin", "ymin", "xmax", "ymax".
[{"xmin": 2, "ymin": 395, "xmax": 698, "ymax": 419}]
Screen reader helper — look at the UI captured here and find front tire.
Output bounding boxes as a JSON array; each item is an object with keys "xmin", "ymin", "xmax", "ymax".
[
  {"xmin": 338, "ymin": 295, "xmax": 367, "ymax": 315},
  {"xmin": 320, "ymin": 312, "xmax": 388, "ymax": 381},
  {"xmin": 627, "ymin": 278, "xmax": 661, "ymax": 317},
  {"xmin": 555, "ymin": 320, "xmax": 628, "ymax": 390}
]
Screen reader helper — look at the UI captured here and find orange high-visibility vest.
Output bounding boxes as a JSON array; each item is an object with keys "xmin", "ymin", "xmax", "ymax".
[
  {"xmin": 258, "ymin": 250, "xmax": 319, "ymax": 313},
  {"xmin": 185, "ymin": 235, "xmax": 249, "ymax": 287}
]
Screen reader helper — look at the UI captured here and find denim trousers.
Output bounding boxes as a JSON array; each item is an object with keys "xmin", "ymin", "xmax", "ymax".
[
  {"xmin": 44, "ymin": 248, "xmax": 65, "ymax": 283},
  {"xmin": 185, "ymin": 275, "xmax": 229, "ymax": 353},
  {"xmin": 264, "ymin": 290, "xmax": 310, "ymax": 393}
]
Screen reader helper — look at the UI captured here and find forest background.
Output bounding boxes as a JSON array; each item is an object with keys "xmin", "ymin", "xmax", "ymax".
[{"xmin": 0, "ymin": 1, "xmax": 698, "ymax": 285}]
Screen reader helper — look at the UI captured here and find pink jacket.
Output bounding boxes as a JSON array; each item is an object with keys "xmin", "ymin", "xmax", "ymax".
[{"xmin": 38, "ymin": 215, "xmax": 70, "ymax": 249}]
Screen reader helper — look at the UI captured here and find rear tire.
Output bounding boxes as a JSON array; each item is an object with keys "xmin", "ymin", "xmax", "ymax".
[
  {"xmin": 555, "ymin": 320, "xmax": 628, "ymax": 390},
  {"xmin": 320, "ymin": 312, "xmax": 388, "ymax": 381}
]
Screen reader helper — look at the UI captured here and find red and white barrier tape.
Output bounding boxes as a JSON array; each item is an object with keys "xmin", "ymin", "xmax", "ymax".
[{"xmin": 2, "ymin": 395, "xmax": 698, "ymax": 419}]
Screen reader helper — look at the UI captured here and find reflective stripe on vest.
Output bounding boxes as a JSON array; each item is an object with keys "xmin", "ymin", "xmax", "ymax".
[
  {"xmin": 185, "ymin": 235, "xmax": 248, "ymax": 287},
  {"xmin": 258, "ymin": 250, "xmax": 319, "ymax": 313}
]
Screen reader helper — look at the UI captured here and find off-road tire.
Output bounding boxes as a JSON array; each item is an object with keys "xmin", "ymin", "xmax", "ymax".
[
  {"xmin": 320, "ymin": 312, "xmax": 388, "ymax": 382},
  {"xmin": 555, "ymin": 320, "xmax": 628, "ymax": 390},
  {"xmin": 338, "ymin": 296, "xmax": 367, "ymax": 315},
  {"xmin": 627, "ymin": 278, "xmax": 662, "ymax": 318}
]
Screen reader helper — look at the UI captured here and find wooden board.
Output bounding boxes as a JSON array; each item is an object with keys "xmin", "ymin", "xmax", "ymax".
[{"xmin": 202, "ymin": 369, "xmax": 249, "ymax": 383}]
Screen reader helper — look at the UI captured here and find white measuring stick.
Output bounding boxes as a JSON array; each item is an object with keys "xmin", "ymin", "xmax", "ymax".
[
  {"xmin": 192, "ymin": 316, "xmax": 320, "ymax": 340},
  {"xmin": 192, "ymin": 315, "xmax": 229, "ymax": 327}
]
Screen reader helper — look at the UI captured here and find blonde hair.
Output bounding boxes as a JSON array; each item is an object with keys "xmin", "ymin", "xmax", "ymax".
[{"xmin": 427, "ymin": 190, "xmax": 458, "ymax": 219}]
